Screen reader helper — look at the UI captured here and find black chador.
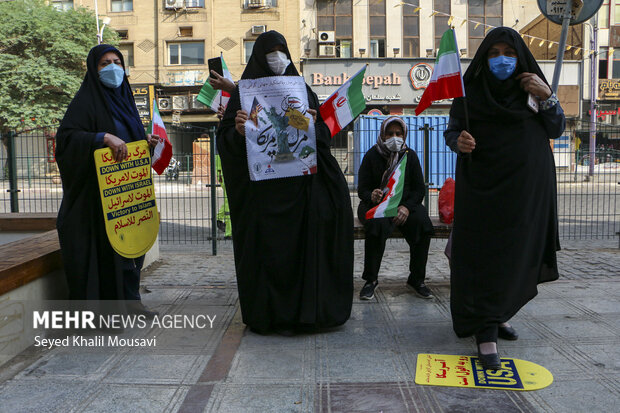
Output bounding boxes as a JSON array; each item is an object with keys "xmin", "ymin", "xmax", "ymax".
[
  {"xmin": 55, "ymin": 45, "xmax": 146, "ymax": 301},
  {"xmin": 217, "ymin": 31, "xmax": 353, "ymax": 333},
  {"xmin": 445, "ymin": 27, "xmax": 566, "ymax": 339}
]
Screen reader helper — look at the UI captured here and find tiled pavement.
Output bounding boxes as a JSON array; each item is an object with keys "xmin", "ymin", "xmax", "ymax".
[{"xmin": 0, "ymin": 239, "xmax": 618, "ymax": 412}]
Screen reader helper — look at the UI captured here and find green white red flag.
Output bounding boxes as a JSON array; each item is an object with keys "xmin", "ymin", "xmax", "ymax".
[
  {"xmin": 319, "ymin": 66, "xmax": 366, "ymax": 137},
  {"xmin": 365, "ymin": 154, "xmax": 408, "ymax": 219},
  {"xmin": 197, "ymin": 54, "xmax": 233, "ymax": 112},
  {"xmin": 415, "ymin": 29, "xmax": 465, "ymax": 115},
  {"xmin": 148, "ymin": 99, "xmax": 172, "ymax": 175}
]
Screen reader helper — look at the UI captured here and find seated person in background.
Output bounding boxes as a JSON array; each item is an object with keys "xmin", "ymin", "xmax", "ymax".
[{"xmin": 357, "ymin": 116, "xmax": 434, "ymax": 300}]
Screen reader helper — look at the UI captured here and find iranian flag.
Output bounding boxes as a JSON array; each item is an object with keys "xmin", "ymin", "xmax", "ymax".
[
  {"xmin": 197, "ymin": 54, "xmax": 233, "ymax": 112},
  {"xmin": 148, "ymin": 99, "xmax": 173, "ymax": 175},
  {"xmin": 415, "ymin": 29, "xmax": 465, "ymax": 115},
  {"xmin": 366, "ymin": 154, "xmax": 408, "ymax": 220},
  {"xmin": 319, "ymin": 66, "xmax": 366, "ymax": 137}
]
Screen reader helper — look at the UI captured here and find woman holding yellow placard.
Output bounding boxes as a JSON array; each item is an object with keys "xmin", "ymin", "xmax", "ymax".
[{"xmin": 56, "ymin": 45, "xmax": 159, "ymax": 317}]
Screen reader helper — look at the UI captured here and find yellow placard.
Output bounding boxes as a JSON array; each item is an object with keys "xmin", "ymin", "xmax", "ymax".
[
  {"xmin": 285, "ymin": 108, "xmax": 310, "ymax": 131},
  {"xmin": 415, "ymin": 354, "xmax": 553, "ymax": 391},
  {"xmin": 94, "ymin": 141, "xmax": 159, "ymax": 258}
]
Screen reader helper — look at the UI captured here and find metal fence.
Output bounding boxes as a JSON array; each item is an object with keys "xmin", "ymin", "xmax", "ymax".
[{"xmin": 1, "ymin": 117, "xmax": 618, "ymax": 248}]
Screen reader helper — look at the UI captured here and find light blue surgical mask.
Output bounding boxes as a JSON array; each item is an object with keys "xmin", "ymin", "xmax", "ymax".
[
  {"xmin": 488, "ymin": 55, "xmax": 517, "ymax": 81},
  {"xmin": 99, "ymin": 64, "xmax": 125, "ymax": 88}
]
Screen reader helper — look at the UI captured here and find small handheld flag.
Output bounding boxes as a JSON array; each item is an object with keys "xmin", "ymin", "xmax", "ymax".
[
  {"xmin": 415, "ymin": 29, "xmax": 465, "ymax": 115},
  {"xmin": 365, "ymin": 154, "xmax": 408, "ymax": 220},
  {"xmin": 149, "ymin": 99, "xmax": 173, "ymax": 175},
  {"xmin": 319, "ymin": 66, "xmax": 367, "ymax": 137}
]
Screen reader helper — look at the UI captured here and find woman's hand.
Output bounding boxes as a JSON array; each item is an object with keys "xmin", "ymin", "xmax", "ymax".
[
  {"xmin": 235, "ymin": 110, "xmax": 248, "ymax": 136},
  {"xmin": 393, "ymin": 205, "xmax": 409, "ymax": 226},
  {"xmin": 146, "ymin": 134, "xmax": 160, "ymax": 149},
  {"xmin": 516, "ymin": 72, "xmax": 552, "ymax": 100},
  {"xmin": 307, "ymin": 108, "xmax": 317, "ymax": 123},
  {"xmin": 216, "ymin": 104, "xmax": 226, "ymax": 120},
  {"xmin": 208, "ymin": 70, "xmax": 236, "ymax": 94},
  {"xmin": 457, "ymin": 130, "xmax": 476, "ymax": 153},
  {"xmin": 371, "ymin": 188, "xmax": 383, "ymax": 204},
  {"xmin": 103, "ymin": 133, "xmax": 128, "ymax": 163}
]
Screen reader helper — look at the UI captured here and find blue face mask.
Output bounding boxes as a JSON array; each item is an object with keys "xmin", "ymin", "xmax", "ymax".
[
  {"xmin": 99, "ymin": 64, "xmax": 125, "ymax": 89},
  {"xmin": 488, "ymin": 55, "xmax": 517, "ymax": 81}
]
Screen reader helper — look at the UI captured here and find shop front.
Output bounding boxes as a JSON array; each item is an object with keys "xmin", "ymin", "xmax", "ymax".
[{"xmin": 301, "ymin": 58, "xmax": 472, "ymax": 117}]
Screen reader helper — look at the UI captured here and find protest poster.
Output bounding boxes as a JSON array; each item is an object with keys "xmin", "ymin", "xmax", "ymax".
[
  {"xmin": 415, "ymin": 354, "xmax": 553, "ymax": 391},
  {"xmin": 94, "ymin": 140, "xmax": 159, "ymax": 258},
  {"xmin": 238, "ymin": 76, "xmax": 317, "ymax": 181}
]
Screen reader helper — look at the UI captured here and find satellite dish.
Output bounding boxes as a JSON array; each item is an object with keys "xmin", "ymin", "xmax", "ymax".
[{"xmin": 537, "ymin": 0, "xmax": 603, "ymax": 26}]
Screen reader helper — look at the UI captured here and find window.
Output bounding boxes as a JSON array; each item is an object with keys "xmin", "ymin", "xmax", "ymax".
[
  {"xmin": 403, "ymin": 1, "xmax": 420, "ymax": 57},
  {"xmin": 598, "ymin": 0, "xmax": 609, "ymax": 28},
  {"xmin": 434, "ymin": 0, "xmax": 451, "ymax": 49},
  {"xmin": 340, "ymin": 40, "xmax": 352, "ymax": 58},
  {"xmin": 168, "ymin": 42, "xmax": 204, "ymax": 65},
  {"xmin": 117, "ymin": 30, "xmax": 129, "ymax": 41},
  {"xmin": 244, "ymin": 0, "xmax": 276, "ymax": 8},
  {"xmin": 179, "ymin": 26, "xmax": 193, "ymax": 37},
  {"xmin": 186, "ymin": 0, "xmax": 205, "ymax": 7},
  {"xmin": 600, "ymin": 47, "xmax": 609, "ymax": 79},
  {"xmin": 111, "ymin": 0, "xmax": 133, "ymax": 12},
  {"xmin": 468, "ymin": 0, "xmax": 502, "ymax": 55},
  {"xmin": 244, "ymin": 40, "xmax": 256, "ymax": 64},
  {"xmin": 51, "ymin": 0, "xmax": 73, "ymax": 11},
  {"xmin": 317, "ymin": 0, "xmax": 352, "ymax": 58},
  {"xmin": 369, "ymin": 0, "xmax": 385, "ymax": 57},
  {"xmin": 118, "ymin": 44, "xmax": 134, "ymax": 68},
  {"xmin": 370, "ymin": 39, "xmax": 385, "ymax": 58},
  {"xmin": 613, "ymin": 49, "xmax": 620, "ymax": 78}
]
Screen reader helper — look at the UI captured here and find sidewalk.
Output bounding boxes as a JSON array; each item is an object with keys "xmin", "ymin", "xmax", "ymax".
[{"xmin": 0, "ymin": 239, "xmax": 618, "ymax": 412}]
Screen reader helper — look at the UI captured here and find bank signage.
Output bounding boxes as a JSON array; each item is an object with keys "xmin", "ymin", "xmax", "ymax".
[{"xmin": 303, "ymin": 59, "xmax": 470, "ymax": 106}]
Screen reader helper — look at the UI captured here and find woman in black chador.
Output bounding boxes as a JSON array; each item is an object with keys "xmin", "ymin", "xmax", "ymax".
[
  {"xmin": 217, "ymin": 31, "xmax": 353, "ymax": 334},
  {"xmin": 444, "ymin": 27, "xmax": 565, "ymax": 369},
  {"xmin": 55, "ymin": 45, "xmax": 158, "ymax": 317}
]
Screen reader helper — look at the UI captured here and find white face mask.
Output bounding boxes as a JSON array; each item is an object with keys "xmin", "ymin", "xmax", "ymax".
[
  {"xmin": 266, "ymin": 51, "xmax": 290, "ymax": 75},
  {"xmin": 385, "ymin": 136, "xmax": 404, "ymax": 152}
]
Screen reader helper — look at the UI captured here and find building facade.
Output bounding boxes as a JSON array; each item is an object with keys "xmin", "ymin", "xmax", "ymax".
[
  {"xmin": 58, "ymin": 0, "xmax": 301, "ymax": 132},
  {"xmin": 300, "ymin": 0, "xmax": 583, "ymax": 116},
  {"xmin": 53, "ymin": 1, "xmax": 590, "ymax": 128}
]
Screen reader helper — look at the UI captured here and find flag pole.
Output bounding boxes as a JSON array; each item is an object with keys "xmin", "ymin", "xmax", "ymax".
[
  {"xmin": 218, "ymin": 52, "xmax": 223, "ymax": 108},
  {"xmin": 463, "ymin": 97, "xmax": 471, "ymax": 132}
]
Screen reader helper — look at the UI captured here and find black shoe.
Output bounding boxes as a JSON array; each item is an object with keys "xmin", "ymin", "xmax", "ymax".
[
  {"xmin": 216, "ymin": 220, "xmax": 226, "ymax": 232},
  {"xmin": 359, "ymin": 280, "xmax": 378, "ymax": 300},
  {"xmin": 477, "ymin": 347, "xmax": 501, "ymax": 370},
  {"xmin": 127, "ymin": 302, "xmax": 159, "ymax": 319},
  {"xmin": 407, "ymin": 281, "xmax": 434, "ymax": 299},
  {"xmin": 498, "ymin": 324, "xmax": 519, "ymax": 340}
]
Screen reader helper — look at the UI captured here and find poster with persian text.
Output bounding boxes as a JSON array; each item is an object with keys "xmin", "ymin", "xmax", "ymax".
[
  {"xmin": 239, "ymin": 76, "xmax": 317, "ymax": 181},
  {"xmin": 94, "ymin": 140, "xmax": 159, "ymax": 258}
]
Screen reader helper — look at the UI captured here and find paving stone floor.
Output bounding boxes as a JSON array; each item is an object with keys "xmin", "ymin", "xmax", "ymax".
[{"xmin": 0, "ymin": 239, "xmax": 618, "ymax": 412}]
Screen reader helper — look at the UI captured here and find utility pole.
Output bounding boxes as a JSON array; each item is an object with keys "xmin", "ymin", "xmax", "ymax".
[{"xmin": 589, "ymin": 15, "xmax": 598, "ymax": 178}]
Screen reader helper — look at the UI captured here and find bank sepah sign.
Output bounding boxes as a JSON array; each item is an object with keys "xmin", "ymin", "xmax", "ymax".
[{"xmin": 303, "ymin": 59, "xmax": 470, "ymax": 106}]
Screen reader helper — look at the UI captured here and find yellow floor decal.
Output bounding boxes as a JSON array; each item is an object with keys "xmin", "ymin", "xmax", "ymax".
[{"xmin": 415, "ymin": 353, "xmax": 553, "ymax": 391}]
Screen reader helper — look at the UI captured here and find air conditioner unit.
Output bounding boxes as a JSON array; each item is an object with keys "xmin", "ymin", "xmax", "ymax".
[
  {"xmin": 165, "ymin": 0, "xmax": 184, "ymax": 10},
  {"xmin": 318, "ymin": 31, "xmax": 335, "ymax": 44},
  {"xmin": 318, "ymin": 44, "xmax": 336, "ymax": 57},
  {"xmin": 251, "ymin": 25, "xmax": 266, "ymax": 35},
  {"xmin": 246, "ymin": 0, "xmax": 268, "ymax": 9},
  {"xmin": 190, "ymin": 94, "xmax": 206, "ymax": 109},
  {"xmin": 158, "ymin": 97, "xmax": 171, "ymax": 110},
  {"xmin": 172, "ymin": 95, "xmax": 189, "ymax": 110}
]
